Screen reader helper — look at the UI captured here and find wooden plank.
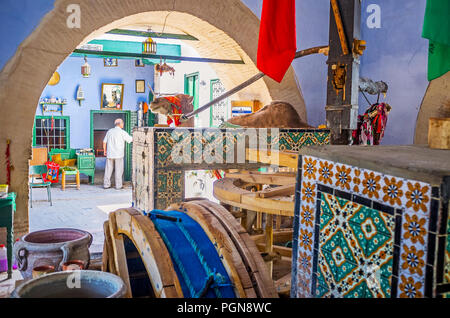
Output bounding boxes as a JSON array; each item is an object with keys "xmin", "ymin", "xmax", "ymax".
[
  {"xmin": 251, "ymin": 230, "xmax": 293, "ymax": 245},
  {"xmin": 30, "ymin": 147, "xmax": 48, "ymax": 166},
  {"xmin": 330, "ymin": 0, "xmax": 350, "ymax": 55},
  {"xmin": 276, "ymin": 215, "xmax": 282, "ymax": 230},
  {"xmin": 108, "ymin": 213, "xmax": 132, "ymax": 298},
  {"xmin": 101, "ymin": 225, "xmax": 109, "ymax": 272},
  {"xmin": 256, "ymin": 243, "xmax": 292, "ymax": 258},
  {"xmin": 246, "ymin": 149, "xmax": 299, "ymax": 169},
  {"xmin": 257, "ymin": 184, "xmax": 295, "ymax": 198},
  {"xmin": 274, "ymin": 273, "xmax": 291, "ymax": 297},
  {"xmin": 264, "ymin": 215, "xmax": 274, "ymax": 278},
  {"xmin": 256, "ymin": 212, "xmax": 262, "ymax": 230},
  {"xmin": 103, "ymin": 221, "xmax": 116, "ymax": 275},
  {"xmin": 112, "ymin": 208, "xmax": 183, "ymax": 298},
  {"xmin": 213, "ymin": 178, "xmax": 294, "ymax": 216},
  {"xmin": 225, "ymin": 172, "xmax": 296, "ymax": 185},
  {"xmin": 130, "ymin": 214, "xmax": 183, "ymax": 297}
]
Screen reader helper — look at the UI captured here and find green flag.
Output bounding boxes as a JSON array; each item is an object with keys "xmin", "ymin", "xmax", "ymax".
[{"xmin": 422, "ymin": 0, "xmax": 450, "ymax": 81}]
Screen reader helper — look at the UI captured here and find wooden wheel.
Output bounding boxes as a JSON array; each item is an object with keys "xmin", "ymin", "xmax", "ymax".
[
  {"xmin": 169, "ymin": 200, "xmax": 278, "ymax": 298},
  {"xmin": 103, "ymin": 208, "xmax": 183, "ymax": 298},
  {"xmin": 103, "ymin": 201, "xmax": 278, "ymax": 298}
]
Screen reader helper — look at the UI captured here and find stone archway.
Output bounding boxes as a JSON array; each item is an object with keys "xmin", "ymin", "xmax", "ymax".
[{"xmin": 0, "ymin": 0, "xmax": 306, "ymax": 236}]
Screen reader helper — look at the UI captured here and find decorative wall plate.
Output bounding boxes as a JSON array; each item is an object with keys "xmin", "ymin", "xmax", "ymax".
[{"xmin": 48, "ymin": 72, "xmax": 60, "ymax": 86}]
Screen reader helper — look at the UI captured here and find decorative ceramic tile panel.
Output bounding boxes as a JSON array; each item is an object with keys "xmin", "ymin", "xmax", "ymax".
[
  {"xmin": 292, "ymin": 155, "xmax": 449, "ymax": 298},
  {"xmin": 134, "ymin": 128, "xmax": 330, "ymax": 213},
  {"xmin": 312, "ymin": 192, "xmax": 395, "ymax": 298}
]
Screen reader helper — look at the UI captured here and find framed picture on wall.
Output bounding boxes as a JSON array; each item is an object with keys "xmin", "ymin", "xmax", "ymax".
[
  {"xmin": 135, "ymin": 80, "xmax": 145, "ymax": 93},
  {"xmin": 101, "ymin": 83, "xmax": 124, "ymax": 110},
  {"xmin": 135, "ymin": 59, "xmax": 145, "ymax": 67},
  {"xmin": 104, "ymin": 58, "xmax": 118, "ymax": 67}
]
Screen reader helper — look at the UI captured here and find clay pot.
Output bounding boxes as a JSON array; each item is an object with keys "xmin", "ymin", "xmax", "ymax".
[
  {"xmin": 13, "ymin": 228, "xmax": 92, "ymax": 279},
  {"xmin": 32, "ymin": 265, "xmax": 55, "ymax": 278},
  {"xmin": 62, "ymin": 260, "xmax": 85, "ymax": 271},
  {"xmin": 11, "ymin": 270, "xmax": 126, "ymax": 298}
]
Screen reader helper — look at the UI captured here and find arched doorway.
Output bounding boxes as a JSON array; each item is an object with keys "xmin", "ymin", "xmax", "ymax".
[{"xmin": 0, "ymin": 0, "xmax": 306, "ymax": 236}]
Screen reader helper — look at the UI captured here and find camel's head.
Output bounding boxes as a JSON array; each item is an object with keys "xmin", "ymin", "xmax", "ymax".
[
  {"xmin": 150, "ymin": 94, "xmax": 194, "ymax": 116},
  {"xmin": 150, "ymin": 97, "xmax": 172, "ymax": 116}
]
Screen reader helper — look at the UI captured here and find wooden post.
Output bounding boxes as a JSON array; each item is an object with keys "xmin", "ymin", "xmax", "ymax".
[
  {"xmin": 240, "ymin": 208, "xmax": 248, "ymax": 229},
  {"xmin": 256, "ymin": 212, "xmax": 262, "ymax": 231},
  {"xmin": 276, "ymin": 215, "xmax": 282, "ymax": 230},
  {"xmin": 264, "ymin": 214, "xmax": 274, "ymax": 278},
  {"xmin": 61, "ymin": 171, "xmax": 66, "ymax": 191},
  {"xmin": 326, "ymin": 0, "xmax": 362, "ymax": 145}
]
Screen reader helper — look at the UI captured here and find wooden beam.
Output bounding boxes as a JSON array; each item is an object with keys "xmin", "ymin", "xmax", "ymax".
[
  {"xmin": 213, "ymin": 178, "xmax": 295, "ymax": 216},
  {"xmin": 264, "ymin": 215, "xmax": 274, "ymax": 278},
  {"xmin": 73, "ymin": 49, "xmax": 245, "ymax": 65},
  {"xmin": 225, "ymin": 172, "xmax": 296, "ymax": 186},
  {"xmin": 274, "ymin": 273, "xmax": 291, "ymax": 297},
  {"xmin": 257, "ymin": 184, "xmax": 295, "ymax": 198},
  {"xmin": 246, "ymin": 149, "xmax": 299, "ymax": 169},
  {"xmin": 257, "ymin": 243, "xmax": 292, "ymax": 258},
  {"xmin": 108, "ymin": 214, "xmax": 133, "ymax": 298},
  {"xmin": 330, "ymin": 0, "xmax": 349, "ymax": 55},
  {"xmin": 106, "ymin": 29, "xmax": 199, "ymax": 41},
  {"xmin": 251, "ymin": 230, "xmax": 293, "ymax": 245}
]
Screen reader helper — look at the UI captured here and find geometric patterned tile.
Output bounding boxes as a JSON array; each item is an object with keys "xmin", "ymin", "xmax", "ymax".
[
  {"xmin": 294, "ymin": 155, "xmax": 438, "ymax": 298},
  {"xmin": 397, "ymin": 274, "xmax": 425, "ymax": 298},
  {"xmin": 315, "ymin": 192, "xmax": 394, "ymax": 298}
]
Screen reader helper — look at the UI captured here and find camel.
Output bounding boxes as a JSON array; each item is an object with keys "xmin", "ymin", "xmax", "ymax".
[{"xmin": 150, "ymin": 96, "xmax": 310, "ymax": 128}]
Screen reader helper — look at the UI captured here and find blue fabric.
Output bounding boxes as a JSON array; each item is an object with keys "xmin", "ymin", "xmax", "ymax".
[{"xmin": 149, "ymin": 210, "xmax": 236, "ymax": 298}]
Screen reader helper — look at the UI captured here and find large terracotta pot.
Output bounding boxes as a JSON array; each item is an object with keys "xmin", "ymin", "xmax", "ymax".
[
  {"xmin": 13, "ymin": 228, "xmax": 93, "ymax": 279},
  {"xmin": 11, "ymin": 270, "xmax": 126, "ymax": 298}
]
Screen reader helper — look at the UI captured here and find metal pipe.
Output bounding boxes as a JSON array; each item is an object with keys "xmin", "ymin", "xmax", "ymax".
[{"xmin": 182, "ymin": 45, "xmax": 328, "ymax": 120}]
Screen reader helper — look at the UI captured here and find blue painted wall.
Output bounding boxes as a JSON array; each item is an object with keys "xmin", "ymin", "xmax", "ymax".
[
  {"xmin": 0, "ymin": 0, "xmax": 54, "ymax": 71},
  {"xmin": 37, "ymin": 56, "xmax": 154, "ymax": 149},
  {"xmin": 1, "ymin": 0, "xmax": 431, "ymax": 145},
  {"xmin": 243, "ymin": 0, "xmax": 429, "ymax": 145}
]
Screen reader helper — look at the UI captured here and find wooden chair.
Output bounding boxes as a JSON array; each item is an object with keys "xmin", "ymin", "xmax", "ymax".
[{"xmin": 29, "ymin": 165, "xmax": 52, "ymax": 208}]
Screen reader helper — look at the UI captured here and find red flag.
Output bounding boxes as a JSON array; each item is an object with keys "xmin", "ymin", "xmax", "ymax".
[{"xmin": 257, "ymin": 0, "xmax": 297, "ymax": 83}]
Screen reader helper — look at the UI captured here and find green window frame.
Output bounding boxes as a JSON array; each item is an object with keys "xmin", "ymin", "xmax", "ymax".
[
  {"xmin": 184, "ymin": 72, "xmax": 199, "ymax": 117},
  {"xmin": 33, "ymin": 115, "xmax": 70, "ymax": 150}
]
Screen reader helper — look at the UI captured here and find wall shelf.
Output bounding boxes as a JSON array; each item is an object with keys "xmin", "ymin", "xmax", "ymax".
[{"xmin": 40, "ymin": 102, "xmax": 67, "ymax": 116}]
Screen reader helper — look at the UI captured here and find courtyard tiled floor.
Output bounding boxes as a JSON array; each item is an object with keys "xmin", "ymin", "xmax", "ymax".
[{"xmin": 29, "ymin": 182, "xmax": 133, "ymax": 254}]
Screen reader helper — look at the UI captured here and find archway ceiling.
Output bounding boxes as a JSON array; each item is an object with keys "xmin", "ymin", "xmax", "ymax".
[{"xmin": 79, "ymin": 11, "xmax": 272, "ymax": 104}]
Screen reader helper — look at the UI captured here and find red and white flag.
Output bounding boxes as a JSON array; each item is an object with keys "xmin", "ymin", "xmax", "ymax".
[{"xmin": 257, "ymin": 0, "xmax": 297, "ymax": 83}]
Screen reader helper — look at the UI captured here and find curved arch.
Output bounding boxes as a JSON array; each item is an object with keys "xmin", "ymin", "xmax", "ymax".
[{"xmin": 0, "ymin": 0, "xmax": 306, "ymax": 235}]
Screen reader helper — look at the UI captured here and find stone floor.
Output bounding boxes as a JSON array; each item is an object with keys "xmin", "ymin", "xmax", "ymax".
[
  {"xmin": 29, "ymin": 181, "xmax": 133, "ymax": 254},
  {"xmin": 0, "ymin": 179, "xmax": 132, "ymax": 297}
]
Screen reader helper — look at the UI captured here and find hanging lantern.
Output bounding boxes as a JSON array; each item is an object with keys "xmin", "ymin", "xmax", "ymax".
[
  {"xmin": 81, "ymin": 55, "xmax": 91, "ymax": 78},
  {"xmin": 142, "ymin": 34, "xmax": 157, "ymax": 55}
]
